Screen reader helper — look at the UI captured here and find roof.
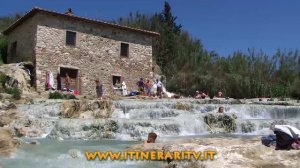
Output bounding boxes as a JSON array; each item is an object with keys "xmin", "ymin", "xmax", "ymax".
[{"xmin": 2, "ymin": 7, "xmax": 160, "ymax": 36}]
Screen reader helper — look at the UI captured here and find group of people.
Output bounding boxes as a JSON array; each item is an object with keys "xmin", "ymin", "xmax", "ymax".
[
  {"xmin": 137, "ymin": 78, "xmax": 163, "ymax": 97},
  {"xmin": 94, "ymin": 77, "xmax": 164, "ymax": 99},
  {"xmin": 194, "ymin": 90, "xmax": 223, "ymax": 99},
  {"xmin": 45, "ymin": 72, "xmax": 74, "ymax": 93},
  {"xmin": 96, "ymin": 79, "xmax": 128, "ymax": 99},
  {"xmin": 113, "ymin": 80, "xmax": 128, "ymax": 96},
  {"xmin": 194, "ymin": 91, "xmax": 208, "ymax": 99}
]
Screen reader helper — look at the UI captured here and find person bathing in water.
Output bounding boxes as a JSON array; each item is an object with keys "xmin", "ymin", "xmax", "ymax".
[
  {"xmin": 144, "ymin": 132, "xmax": 157, "ymax": 144},
  {"xmin": 218, "ymin": 107, "xmax": 224, "ymax": 113}
]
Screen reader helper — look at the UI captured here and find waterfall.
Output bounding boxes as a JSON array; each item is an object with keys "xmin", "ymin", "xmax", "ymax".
[
  {"xmin": 2, "ymin": 98, "xmax": 300, "ymax": 168},
  {"xmin": 113, "ymin": 99, "xmax": 300, "ymax": 138},
  {"xmin": 14, "ymin": 99, "xmax": 300, "ymax": 140}
]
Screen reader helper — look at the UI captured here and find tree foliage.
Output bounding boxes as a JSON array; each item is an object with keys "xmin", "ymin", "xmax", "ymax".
[
  {"xmin": 0, "ymin": 13, "xmax": 22, "ymax": 64},
  {"xmin": 115, "ymin": 1, "xmax": 300, "ymax": 99}
]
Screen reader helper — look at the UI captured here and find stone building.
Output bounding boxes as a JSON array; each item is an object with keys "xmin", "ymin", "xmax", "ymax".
[{"xmin": 2, "ymin": 7, "xmax": 159, "ymax": 95}]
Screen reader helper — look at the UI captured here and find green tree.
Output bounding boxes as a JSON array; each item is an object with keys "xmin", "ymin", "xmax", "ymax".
[{"xmin": 0, "ymin": 13, "xmax": 23, "ymax": 63}]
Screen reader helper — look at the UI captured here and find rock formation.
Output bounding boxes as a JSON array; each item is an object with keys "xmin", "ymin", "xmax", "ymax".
[
  {"xmin": 0, "ymin": 127, "xmax": 21, "ymax": 157},
  {"xmin": 0, "ymin": 62, "xmax": 33, "ymax": 94},
  {"xmin": 61, "ymin": 99, "xmax": 113, "ymax": 119}
]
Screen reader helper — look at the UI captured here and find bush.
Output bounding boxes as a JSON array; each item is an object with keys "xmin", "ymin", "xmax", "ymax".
[
  {"xmin": 290, "ymin": 77, "xmax": 300, "ymax": 99},
  {"xmin": 204, "ymin": 113, "xmax": 237, "ymax": 133},
  {"xmin": 0, "ymin": 73, "xmax": 6, "ymax": 86},
  {"xmin": 272, "ymin": 84, "xmax": 289, "ymax": 98},
  {"xmin": 0, "ymin": 73, "xmax": 6, "ymax": 92},
  {"xmin": 64, "ymin": 93, "xmax": 77, "ymax": 99},
  {"xmin": 5, "ymin": 86, "xmax": 22, "ymax": 100},
  {"xmin": 49, "ymin": 91, "xmax": 64, "ymax": 99},
  {"xmin": 49, "ymin": 91, "xmax": 77, "ymax": 99}
]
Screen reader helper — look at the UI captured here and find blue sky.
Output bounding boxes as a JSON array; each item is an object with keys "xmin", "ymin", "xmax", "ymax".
[{"xmin": 1, "ymin": 0, "xmax": 300, "ymax": 56}]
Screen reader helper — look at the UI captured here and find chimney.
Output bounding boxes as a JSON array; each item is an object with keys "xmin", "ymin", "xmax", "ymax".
[{"xmin": 65, "ymin": 8, "xmax": 73, "ymax": 16}]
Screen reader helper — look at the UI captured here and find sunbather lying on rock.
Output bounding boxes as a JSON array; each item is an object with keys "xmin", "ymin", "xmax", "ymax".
[{"xmin": 262, "ymin": 125, "xmax": 300, "ymax": 150}]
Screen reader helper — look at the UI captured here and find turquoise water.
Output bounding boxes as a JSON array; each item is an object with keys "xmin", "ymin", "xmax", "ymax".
[
  {"xmin": 0, "ymin": 134, "xmax": 260, "ymax": 168},
  {"xmin": 0, "ymin": 139, "xmax": 165, "ymax": 168}
]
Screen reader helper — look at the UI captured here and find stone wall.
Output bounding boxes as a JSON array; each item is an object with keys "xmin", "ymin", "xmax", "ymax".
[
  {"xmin": 6, "ymin": 17, "xmax": 37, "ymax": 63},
  {"xmin": 34, "ymin": 13, "xmax": 154, "ymax": 95}
]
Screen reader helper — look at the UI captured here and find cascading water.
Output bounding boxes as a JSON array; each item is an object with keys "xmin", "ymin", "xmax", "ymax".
[
  {"xmin": 113, "ymin": 99, "xmax": 300, "ymax": 138},
  {"xmin": 10, "ymin": 99, "xmax": 300, "ymax": 139}
]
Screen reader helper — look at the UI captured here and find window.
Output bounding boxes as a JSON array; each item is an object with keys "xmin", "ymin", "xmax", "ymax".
[
  {"xmin": 112, "ymin": 75, "xmax": 121, "ymax": 86},
  {"xmin": 120, "ymin": 43, "xmax": 129, "ymax": 57},
  {"xmin": 10, "ymin": 41, "xmax": 17, "ymax": 58},
  {"xmin": 66, "ymin": 31, "xmax": 76, "ymax": 46}
]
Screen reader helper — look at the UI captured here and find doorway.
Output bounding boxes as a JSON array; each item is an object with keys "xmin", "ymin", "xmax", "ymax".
[{"xmin": 59, "ymin": 67, "xmax": 79, "ymax": 91}]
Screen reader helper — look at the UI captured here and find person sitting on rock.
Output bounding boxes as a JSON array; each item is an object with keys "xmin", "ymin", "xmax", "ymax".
[
  {"xmin": 217, "ymin": 91, "xmax": 223, "ymax": 98},
  {"xmin": 201, "ymin": 92, "xmax": 207, "ymax": 99},
  {"xmin": 137, "ymin": 78, "xmax": 145, "ymax": 93},
  {"xmin": 172, "ymin": 93, "xmax": 181, "ymax": 99},
  {"xmin": 156, "ymin": 79, "xmax": 163, "ymax": 98},
  {"xmin": 194, "ymin": 91, "xmax": 201, "ymax": 99},
  {"xmin": 64, "ymin": 73, "xmax": 72, "ymax": 92}
]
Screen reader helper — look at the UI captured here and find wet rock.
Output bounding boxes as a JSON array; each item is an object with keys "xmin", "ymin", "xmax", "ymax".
[
  {"xmin": 134, "ymin": 137, "xmax": 300, "ymax": 168},
  {"xmin": 26, "ymin": 127, "xmax": 43, "ymax": 137},
  {"xmin": 17, "ymin": 100, "xmax": 62, "ymax": 118},
  {"xmin": 101, "ymin": 131, "xmax": 116, "ymax": 139},
  {"xmin": 14, "ymin": 125, "xmax": 28, "ymax": 137},
  {"xmin": 104, "ymin": 120, "xmax": 119, "ymax": 132},
  {"xmin": 15, "ymin": 96, "xmax": 34, "ymax": 105},
  {"xmin": 0, "ymin": 110, "xmax": 22, "ymax": 127},
  {"xmin": 29, "ymin": 140, "xmax": 39, "ymax": 145},
  {"xmin": 166, "ymin": 161, "xmax": 206, "ymax": 168},
  {"xmin": 61, "ymin": 100, "xmax": 81, "ymax": 118},
  {"xmin": 0, "ymin": 127, "xmax": 21, "ymax": 157},
  {"xmin": 269, "ymin": 120, "xmax": 288, "ymax": 130},
  {"xmin": 175, "ymin": 102, "xmax": 192, "ymax": 111},
  {"xmin": 253, "ymin": 101, "xmax": 293, "ymax": 106},
  {"xmin": 79, "ymin": 111, "xmax": 94, "ymax": 119},
  {"xmin": 47, "ymin": 119, "xmax": 105, "ymax": 140},
  {"xmin": 12, "ymin": 118, "xmax": 47, "ymax": 138},
  {"xmin": 229, "ymin": 99, "xmax": 245, "ymax": 104},
  {"xmin": 0, "ymin": 62, "xmax": 33, "ymax": 94},
  {"xmin": 61, "ymin": 99, "xmax": 113, "ymax": 119},
  {"xmin": 194, "ymin": 98, "xmax": 245, "ymax": 104},
  {"xmin": 68, "ymin": 149, "xmax": 83, "ymax": 158},
  {"xmin": 203, "ymin": 113, "xmax": 237, "ymax": 133},
  {"xmin": 0, "ymin": 101, "xmax": 17, "ymax": 110},
  {"xmin": 0, "ymin": 93, "xmax": 12, "ymax": 100},
  {"xmin": 241, "ymin": 121, "xmax": 256, "ymax": 133},
  {"xmin": 0, "ymin": 115, "xmax": 11, "ymax": 127}
]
